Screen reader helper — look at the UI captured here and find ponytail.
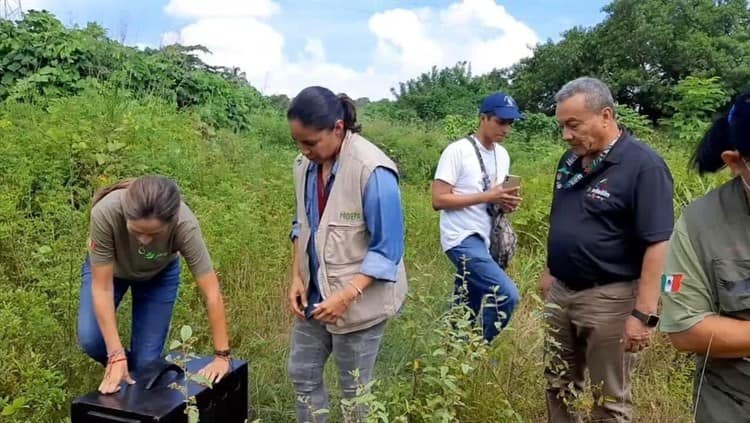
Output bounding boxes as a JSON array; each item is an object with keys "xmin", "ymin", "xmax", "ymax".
[
  {"xmin": 287, "ymin": 86, "xmax": 362, "ymax": 133},
  {"xmin": 690, "ymin": 115, "xmax": 733, "ymax": 174},
  {"xmin": 92, "ymin": 178, "xmax": 135, "ymax": 207},
  {"xmin": 337, "ymin": 93, "xmax": 362, "ymax": 133},
  {"xmin": 691, "ymin": 91, "xmax": 750, "ymax": 175}
]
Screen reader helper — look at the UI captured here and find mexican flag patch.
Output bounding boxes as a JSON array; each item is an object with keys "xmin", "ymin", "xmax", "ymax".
[{"xmin": 661, "ymin": 274, "xmax": 684, "ymax": 293}]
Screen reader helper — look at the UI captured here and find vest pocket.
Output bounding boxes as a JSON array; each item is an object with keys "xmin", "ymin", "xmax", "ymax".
[
  {"xmin": 324, "ymin": 223, "xmax": 368, "ymax": 266},
  {"xmin": 712, "ymin": 259, "xmax": 750, "ymax": 315}
]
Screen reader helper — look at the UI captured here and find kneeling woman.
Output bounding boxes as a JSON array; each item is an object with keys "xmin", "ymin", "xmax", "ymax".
[
  {"xmin": 286, "ymin": 86, "xmax": 408, "ymax": 422},
  {"xmin": 78, "ymin": 175, "xmax": 231, "ymax": 394}
]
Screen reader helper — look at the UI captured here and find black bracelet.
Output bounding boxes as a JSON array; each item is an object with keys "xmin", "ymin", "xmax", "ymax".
[{"xmin": 214, "ymin": 349, "xmax": 231, "ymax": 358}]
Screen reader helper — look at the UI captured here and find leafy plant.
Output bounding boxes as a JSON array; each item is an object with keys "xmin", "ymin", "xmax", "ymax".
[
  {"xmin": 662, "ymin": 76, "xmax": 728, "ymax": 143},
  {"xmin": 331, "ymin": 262, "xmax": 523, "ymax": 423},
  {"xmin": 0, "ymin": 11, "xmax": 268, "ymax": 131},
  {"xmin": 442, "ymin": 114, "xmax": 475, "ymax": 141},
  {"xmin": 512, "ymin": 112, "xmax": 560, "ymax": 143},
  {"xmin": 1, "ymin": 397, "xmax": 28, "ymax": 417},
  {"xmin": 167, "ymin": 325, "xmax": 215, "ymax": 423},
  {"xmin": 616, "ymin": 103, "xmax": 654, "ymax": 139}
]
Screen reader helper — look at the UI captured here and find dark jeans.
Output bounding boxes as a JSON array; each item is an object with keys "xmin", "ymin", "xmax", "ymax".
[{"xmin": 77, "ymin": 256, "xmax": 181, "ymax": 371}]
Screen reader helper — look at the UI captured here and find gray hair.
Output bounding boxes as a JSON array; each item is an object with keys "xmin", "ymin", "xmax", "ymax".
[{"xmin": 554, "ymin": 77, "xmax": 615, "ymax": 112}]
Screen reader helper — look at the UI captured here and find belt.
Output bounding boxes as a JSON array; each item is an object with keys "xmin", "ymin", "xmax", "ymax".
[
  {"xmin": 559, "ymin": 279, "xmax": 596, "ymax": 292},
  {"xmin": 559, "ymin": 278, "xmax": 636, "ymax": 292}
]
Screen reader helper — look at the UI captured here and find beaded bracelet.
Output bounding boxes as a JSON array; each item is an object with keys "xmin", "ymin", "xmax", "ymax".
[
  {"xmin": 108, "ymin": 357, "xmax": 127, "ymax": 366},
  {"xmin": 107, "ymin": 348, "xmax": 125, "ymax": 360}
]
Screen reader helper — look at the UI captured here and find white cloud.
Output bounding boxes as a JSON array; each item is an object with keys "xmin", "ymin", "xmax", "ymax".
[
  {"xmin": 23, "ymin": 0, "xmax": 58, "ymax": 11},
  {"xmin": 163, "ymin": 0, "xmax": 279, "ymax": 19},
  {"xmin": 163, "ymin": 0, "xmax": 539, "ymax": 100},
  {"xmin": 303, "ymin": 39, "xmax": 326, "ymax": 63},
  {"xmin": 23, "ymin": 0, "xmax": 94, "ymax": 13},
  {"xmin": 369, "ymin": 8, "xmax": 443, "ymax": 75},
  {"xmin": 161, "ymin": 31, "xmax": 180, "ymax": 46},
  {"xmin": 171, "ymin": 16, "xmax": 284, "ymax": 83}
]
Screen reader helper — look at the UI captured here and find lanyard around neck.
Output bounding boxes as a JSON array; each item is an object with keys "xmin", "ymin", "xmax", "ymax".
[{"xmin": 556, "ymin": 131, "xmax": 621, "ymax": 190}]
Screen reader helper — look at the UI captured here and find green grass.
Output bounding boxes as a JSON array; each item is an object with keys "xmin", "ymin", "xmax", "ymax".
[{"xmin": 0, "ymin": 89, "xmax": 728, "ymax": 422}]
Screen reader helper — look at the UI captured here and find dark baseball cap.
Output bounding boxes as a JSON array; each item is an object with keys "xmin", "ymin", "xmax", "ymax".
[{"xmin": 479, "ymin": 92, "xmax": 524, "ymax": 120}]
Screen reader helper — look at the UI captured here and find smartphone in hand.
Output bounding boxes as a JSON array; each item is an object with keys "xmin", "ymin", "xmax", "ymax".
[{"xmin": 502, "ymin": 174, "xmax": 521, "ymax": 190}]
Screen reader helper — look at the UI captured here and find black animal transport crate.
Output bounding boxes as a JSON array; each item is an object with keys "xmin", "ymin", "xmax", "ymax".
[{"xmin": 71, "ymin": 355, "xmax": 248, "ymax": 422}]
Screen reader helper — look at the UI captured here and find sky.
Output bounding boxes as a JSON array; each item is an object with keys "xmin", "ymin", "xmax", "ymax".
[{"xmin": 20, "ymin": 0, "xmax": 610, "ymax": 100}]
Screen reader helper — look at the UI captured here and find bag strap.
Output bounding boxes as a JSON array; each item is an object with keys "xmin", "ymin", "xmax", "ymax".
[{"xmin": 465, "ymin": 136, "xmax": 491, "ymax": 192}]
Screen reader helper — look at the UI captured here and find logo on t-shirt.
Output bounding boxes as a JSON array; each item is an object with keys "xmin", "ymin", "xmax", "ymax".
[
  {"xmin": 138, "ymin": 247, "xmax": 168, "ymax": 261},
  {"xmin": 586, "ymin": 178, "xmax": 611, "ymax": 201}
]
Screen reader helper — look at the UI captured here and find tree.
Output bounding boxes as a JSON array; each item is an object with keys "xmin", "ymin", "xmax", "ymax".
[
  {"xmin": 390, "ymin": 61, "xmax": 509, "ymax": 121},
  {"xmin": 0, "ymin": 11, "xmax": 267, "ymax": 131},
  {"xmin": 509, "ymin": 27, "xmax": 599, "ymax": 114},
  {"xmin": 594, "ymin": 0, "xmax": 750, "ymax": 119},
  {"xmin": 663, "ymin": 76, "xmax": 728, "ymax": 142},
  {"xmin": 266, "ymin": 94, "xmax": 290, "ymax": 111},
  {"xmin": 507, "ymin": 0, "xmax": 750, "ymax": 120}
]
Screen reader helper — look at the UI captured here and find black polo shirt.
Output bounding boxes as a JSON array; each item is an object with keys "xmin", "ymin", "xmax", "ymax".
[{"xmin": 547, "ymin": 129, "xmax": 674, "ymax": 290}]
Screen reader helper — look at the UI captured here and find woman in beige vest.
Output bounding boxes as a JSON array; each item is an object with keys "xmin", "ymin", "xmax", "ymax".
[
  {"xmin": 660, "ymin": 91, "xmax": 750, "ymax": 422},
  {"xmin": 286, "ymin": 86, "xmax": 408, "ymax": 422},
  {"xmin": 78, "ymin": 175, "xmax": 231, "ymax": 394}
]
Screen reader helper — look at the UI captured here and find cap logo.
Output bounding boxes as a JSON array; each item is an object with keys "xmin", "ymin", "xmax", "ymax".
[{"xmin": 505, "ymin": 96, "xmax": 516, "ymax": 107}]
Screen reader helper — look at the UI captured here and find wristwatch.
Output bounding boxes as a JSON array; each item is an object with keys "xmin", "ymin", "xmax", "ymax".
[{"xmin": 631, "ymin": 309, "xmax": 659, "ymax": 327}]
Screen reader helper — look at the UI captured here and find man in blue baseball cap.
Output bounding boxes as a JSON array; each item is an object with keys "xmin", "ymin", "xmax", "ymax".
[
  {"xmin": 431, "ymin": 92, "xmax": 524, "ymax": 343},
  {"xmin": 480, "ymin": 92, "xmax": 525, "ymax": 121}
]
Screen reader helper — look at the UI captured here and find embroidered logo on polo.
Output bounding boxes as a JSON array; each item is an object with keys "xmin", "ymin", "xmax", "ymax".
[{"xmin": 586, "ymin": 178, "xmax": 611, "ymax": 201}]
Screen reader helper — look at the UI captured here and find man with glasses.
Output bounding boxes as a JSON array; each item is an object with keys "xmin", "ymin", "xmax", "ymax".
[
  {"xmin": 431, "ymin": 92, "xmax": 523, "ymax": 343},
  {"xmin": 540, "ymin": 77, "xmax": 674, "ymax": 422}
]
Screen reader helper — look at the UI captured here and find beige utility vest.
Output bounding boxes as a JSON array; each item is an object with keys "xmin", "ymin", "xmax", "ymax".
[
  {"xmin": 294, "ymin": 131, "xmax": 408, "ymax": 334},
  {"xmin": 682, "ymin": 177, "xmax": 750, "ymax": 422}
]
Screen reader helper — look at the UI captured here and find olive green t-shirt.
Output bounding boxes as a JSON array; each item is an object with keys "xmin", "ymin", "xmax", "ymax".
[
  {"xmin": 87, "ymin": 189, "xmax": 214, "ymax": 281},
  {"xmin": 659, "ymin": 178, "xmax": 750, "ymax": 422},
  {"xmin": 659, "ymin": 215, "xmax": 716, "ymax": 333}
]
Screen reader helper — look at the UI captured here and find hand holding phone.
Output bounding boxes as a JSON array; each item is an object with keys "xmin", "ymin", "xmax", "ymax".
[{"xmin": 502, "ymin": 174, "xmax": 521, "ymax": 190}]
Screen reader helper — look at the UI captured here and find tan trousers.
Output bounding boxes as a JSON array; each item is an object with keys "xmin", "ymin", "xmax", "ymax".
[{"xmin": 544, "ymin": 280, "xmax": 638, "ymax": 423}]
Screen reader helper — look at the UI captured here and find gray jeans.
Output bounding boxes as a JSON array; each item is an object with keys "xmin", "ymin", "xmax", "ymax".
[{"xmin": 287, "ymin": 318, "xmax": 387, "ymax": 423}]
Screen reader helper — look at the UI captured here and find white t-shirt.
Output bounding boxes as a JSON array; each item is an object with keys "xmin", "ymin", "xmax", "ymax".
[{"xmin": 434, "ymin": 136, "xmax": 510, "ymax": 252}]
